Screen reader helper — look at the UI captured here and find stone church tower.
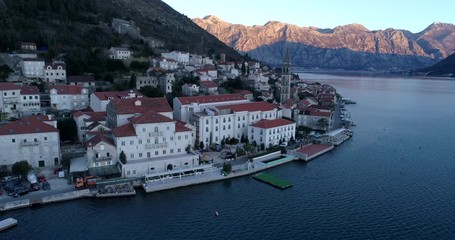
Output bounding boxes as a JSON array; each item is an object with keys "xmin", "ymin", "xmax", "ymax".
[{"xmin": 280, "ymin": 49, "xmax": 291, "ymax": 103}]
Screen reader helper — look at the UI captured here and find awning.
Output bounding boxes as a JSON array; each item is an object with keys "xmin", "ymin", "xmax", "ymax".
[
  {"xmin": 70, "ymin": 156, "xmax": 88, "ymax": 173},
  {"xmin": 88, "ymin": 165, "xmax": 121, "ymax": 177}
]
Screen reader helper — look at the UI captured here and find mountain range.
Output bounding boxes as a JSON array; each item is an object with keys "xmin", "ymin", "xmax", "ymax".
[{"xmin": 194, "ymin": 16, "xmax": 455, "ymax": 71}]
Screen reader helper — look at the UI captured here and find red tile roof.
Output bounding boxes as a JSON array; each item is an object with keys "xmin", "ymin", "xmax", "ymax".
[
  {"xmin": 73, "ymin": 111, "xmax": 107, "ymax": 121},
  {"xmin": 200, "ymin": 80, "xmax": 218, "ymax": 88},
  {"xmin": 20, "ymin": 86, "xmax": 39, "ymax": 95},
  {"xmin": 234, "ymin": 89, "xmax": 253, "ymax": 95},
  {"xmin": 85, "ymin": 133, "xmax": 115, "ymax": 148},
  {"xmin": 0, "ymin": 82, "xmax": 20, "ymax": 91},
  {"xmin": 110, "ymin": 97, "xmax": 172, "ymax": 114},
  {"xmin": 22, "ymin": 115, "xmax": 54, "ymax": 122},
  {"xmin": 216, "ymin": 101, "xmax": 276, "ymax": 112},
  {"xmin": 177, "ymin": 94, "xmax": 246, "ymax": 105},
  {"xmin": 128, "ymin": 111, "xmax": 174, "ymax": 124},
  {"xmin": 175, "ymin": 121, "xmax": 192, "ymax": 132},
  {"xmin": 112, "ymin": 123, "xmax": 136, "ymax": 137},
  {"xmin": 0, "ymin": 118, "xmax": 59, "ymax": 135},
  {"xmin": 51, "ymin": 85, "xmax": 84, "ymax": 95},
  {"xmin": 68, "ymin": 75, "xmax": 95, "ymax": 83},
  {"xmin": 297, "ymin": 144, "xmax": 332, "ymax": 157},
  {"xmin": 93, "ymin": 90, "xmax": 143, "ymax": 101},
  {"xmin": 251, "ymin": 118, "xmax": 294, "ymax": 129}
]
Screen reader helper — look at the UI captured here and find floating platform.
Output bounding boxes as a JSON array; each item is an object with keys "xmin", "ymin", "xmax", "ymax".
[
  {"xmin": 0, "ymin": 217, "xmax": 17, "ymax": 232},
  {"xmin": 252, "ymin": 172, "xmax": 293, "ymax": 189}
]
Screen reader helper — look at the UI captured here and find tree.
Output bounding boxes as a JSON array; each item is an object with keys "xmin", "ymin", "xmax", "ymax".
[
  {"xmin": 61, "ymin": 155, "xmax": 71, "ymax": 170},
  {"xmin": 222, "ymin": 163, "xmax": 232, "ymax": 174},
  {"xmin": 185, "ymin": 145, "xmax": 191, "ymax": 153},
  {"xmin": 129, "ymin": 73, "xmax": 136, "ymax": 89},
  {"xmin": 140, "ymin": 86, "xmax": 163, "ymax": 98},
  {"xmin": 57, "ymin": 118, "xmax": 78, "ymax": 143},
  {"xmin": 0, "ymin": 64, "xmax": 13, "ymax": 81},
  {"xmin": 119, "ymin": 151, "xmax": 127, "ymax": 164},
  {"xmin": 12, "ymin": 160, "xmax": 32, "ymax": 178},
  {"xmin": 199, "ymin": 141, "xmax": 204, "ymax": 150}
]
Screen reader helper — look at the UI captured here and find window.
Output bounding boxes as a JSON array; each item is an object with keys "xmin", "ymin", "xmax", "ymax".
[
  {"xmin": 130, "ymin": 140, "xmax": 134, "ymax": 145},
  {"xmin": 139, "ymin": 153, "xmax": 142, "ymax": 158},
  {"xmin": 170, "ymin": 137, "xmax": 173, "ymax": 141},
  {"xmin": 121, "ymin": 141, "xmax": 125, "ymax": 146},
  {"xmin": 23, "ymin": 96, "xmax": 26, "ymax": 100},
  {"xmin": 133, "ymin": 170, "xmax": 136, "ymax": 175},
  {"xmin": 34, "ymin": 138, "xmax": 37, "ymax": 142},
  {"xmin": 178, "ymin": 148, "xmax": 181, "ymax": 153},
  {"xmin": 178, "ymin": 136, "xmax": 181, "ymax": 140},
  {"xmin": 223, "ymin": 118, "xmax": 226, "ymax": 123},
  {"xmin": 223, "ymin": 126, "xmax": 226, "ymax": 130},
  {"xmin": 163, "ymin": 150, "xmax": 166, "ymax": 154},
  {"xmin": 216, "ymin": 119, "xmax": 218, "ymax": 124},
  {"xmin": 206, "ymin": 119, "xmax": 209, "ymax": 124},
  {"xmin": 155, "ymin": 137, "xmax": 158, "ymax": 144},
  {"xmin": 130, "ymin": 154, "xmax": 134, "ymax": 158},
  {"xmin": 23, "ymin": 139, "xmax": 27, "ymax": 143},
  {"xmin": 100, "ymin": 144, "xmax": 105, "ymax": 150},
  {"xmin": 170, "ymin": 149, "xmax": 174, "ymax": 153},
  {"xmin": 206, "ymin": 127, "xmax": 209, "ymax": 132},
  {"xmin": 139, "ymin": 140, "xmax": 142, "ymax": 144},
  {"xmin": 147, "ymin": 139, "xmax": 150, "ymax": 143},
  {"xmin": 44, "ymin": 137, "xmax": 47, "ymax": 141},
  {"xmin": 12, "ymin": 139, "xmax": 15, "ymax": 143},
  {"xmin": 155, "ymin": 151, "xmax": 158, "ymax": 155},
  {"xmin": 127, "ymin": 170, "xmax": 131, "ymax": 175},
  {"xmin": 185, "ymin": 135, "xmax": 188, "ymax": 139},
  {"xmin": 163, "ymin": 137, "xmax": 166, "ymax": 142},
  {"xmin": 147, "ymin": 152, "xmax": 151, "ymax": 158},
  {"xmin": 142, "ymin": 128, "xmax": 146, "ymax": 132},
  {"xmin": 154, "ymin": 127, "xmax": 158, "ymax": 132}
]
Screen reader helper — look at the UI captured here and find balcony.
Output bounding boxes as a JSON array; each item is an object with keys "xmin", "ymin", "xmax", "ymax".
[{"xmin": 94, "ymin": 156, "xmax": 112, "ymax": 162}]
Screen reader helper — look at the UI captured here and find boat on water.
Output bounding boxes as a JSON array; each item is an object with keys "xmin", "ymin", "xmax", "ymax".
[{"xmin": 0, "ymin": 217, "xmax": 17, "ymax": 232}]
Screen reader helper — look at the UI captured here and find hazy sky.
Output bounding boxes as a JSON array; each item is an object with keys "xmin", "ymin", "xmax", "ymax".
[{"xmin": 163, "ymin": 0, "xmax": 454, "ymax": 33}]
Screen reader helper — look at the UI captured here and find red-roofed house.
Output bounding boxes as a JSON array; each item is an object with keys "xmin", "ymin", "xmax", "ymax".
[
  {"xmin": 20, "ymin": 86, "xmax": 41, "ymax": 113},
  {"xmin": 90, "ymin": 90, "xmax": 143, "ymax": 112},
  {"xmin": 50, "ymin": 85, "xmax": 89, "ymax": 110},
  {"xmin": 73, "ymin": 111, "xmax": 108, "ymax": 142},
  {"xmin": 248, "ymin": 118, "xmax": 296, "ymax": 147},
  {"xmin": 234, "ymin": 89, "xmax": 254, "ymax": 101},
  {"xmin": 106, "ymin": 97, "xmax": 173, "ymax": 128},
  {"xmin": 0, "ymin": 117, "xmax": 61, "ymax": 167},
  {"xmin": 0, "ymin": 83, "xmax": 42, "ymax": 118},
  {"xmin": 294, "ymin": 107, "xmax": 332, "ymax": 131},
  {"xmin": 199, "ymin": 80, "xmax": 218, "ymax": 94},
  {"xmin": 68, "ymin": 75, "xmax": 96, "ymax": 88},
  {"xmin": 173, "ymin": 93, "xmax": 250, "ymax": 123},
  {"xmin": 85, "ymin": 132, "xmax": 120, "ymax": 177}
]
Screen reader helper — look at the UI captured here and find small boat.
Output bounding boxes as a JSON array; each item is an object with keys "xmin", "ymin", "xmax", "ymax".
[
  {"xmin": 214, "ymin": 211, "xmax": 219, "ymax": 216},
  {"xmin": 0, "ymin": 218, "xmax": 18, "ymax": 232}
]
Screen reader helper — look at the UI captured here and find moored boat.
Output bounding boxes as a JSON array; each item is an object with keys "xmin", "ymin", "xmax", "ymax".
[{"xmin": 0, "ymin": 217, "xmax": 18, "ymax": 232}]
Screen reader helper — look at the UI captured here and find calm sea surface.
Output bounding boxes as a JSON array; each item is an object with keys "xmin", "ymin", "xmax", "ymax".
[{"xmin": 2, "ymin": 74, "xmax": 455, "ymax": 240}]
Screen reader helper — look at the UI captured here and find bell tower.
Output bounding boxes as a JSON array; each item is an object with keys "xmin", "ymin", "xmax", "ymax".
[{"xmin": 280, "ymin": 48, "xmax": 291, "ymax": 103}]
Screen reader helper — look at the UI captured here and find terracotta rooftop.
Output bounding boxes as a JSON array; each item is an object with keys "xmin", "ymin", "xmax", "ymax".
[
  {"xmin": 73, "ymin": 111, "xmax": 107, "ymax": 121},
  {"xmin": 112, "ymin": 123, "xmax": 136, "ymax": 137},
  {"xmin": 0, "ymin": 118, "xmax": 58, "ymax": 135},
  {"xmin": 250, "ymin": 118, "xmax": 295, "ymax": 129},
  {"xmin": 234, "ymin": 89, "xmax": 253, "ymax": 95},
  {"xmin": 110, "ymin": 97, "xmax": 172, "ymax": 115},
  {"xmin": 175, "ymin": 121, "xmax": 192, "ymax": 132},
  {"xmin": 297, "ymin": 144, "xmax": 332, "ymax": 157},
  {"xmin": 85, "ymin": 133, "xmax": 115, "ymax": 148},
  {"xmin": 92, "ymin": 90, "xmax": 143, "ymax": 101},
  {"xmin": 177, "ymin": 94, "xmax": 247, "ymax": 105},
  {"xmin": 20, "ymin": 86, "xmax": 39, "ymax": 95},
  {"xmin": 216, "ymin": 101, "xmax": 276, "ymax": 112},
  {"xmin": 200, "ymin": 80, "xmax": 218, "ymax": 88},
  {"xmin": 0, "ymin": 82, "xmax": 20, "ymax": 91},
  {"xmin": 128, "ymin": 111, "xmax": 174, "ymax": 124}
]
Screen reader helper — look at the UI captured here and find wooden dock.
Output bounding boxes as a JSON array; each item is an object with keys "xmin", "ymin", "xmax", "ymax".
[{"xmin": 252, "ymin": 172, "xmax": 293, "ymax": 189}]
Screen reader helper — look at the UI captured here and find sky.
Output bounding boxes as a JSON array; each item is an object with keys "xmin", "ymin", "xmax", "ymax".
[{"xmin": 163, "ymin": 0, "xmax": 455, "ymax": 33}]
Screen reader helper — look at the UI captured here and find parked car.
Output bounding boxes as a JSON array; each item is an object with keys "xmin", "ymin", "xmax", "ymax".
[
  {"xmin": 14, "ymin": 188, "xmax": 30, "ymax": 197},
  {"xmin": 37, "ymin": 175, "xmax": 47, "ymax": 183},
  {"xmin": 9, "ymin": 186, "xmax": 27, "ymax": 196},
  {"xmin": 42, "ymin": 181, "xmax": 51, "ymax": 190},
  {"xmin": 30, "ymin": 182, "xmax": 40, "ymax": 191}
]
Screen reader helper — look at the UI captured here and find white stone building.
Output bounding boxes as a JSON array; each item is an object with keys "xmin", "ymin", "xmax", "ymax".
[
  {"xmin": 85, "ymin": 133, "xmax": 120, "ymax": 177},
  {"xmin": 19, "ymin": 86, "xmax": 41, "ymax": 113},
  {"xmin": 192, "ymin": 101, "xmax": 281, "ymax": 147},
  {"xmin": 181, "ymin": 83, "xmax": 200, "ymax": 96},
  {"xmin": 158, "ymin": 58, "xmax": 178, "ymax": 71},
  {"xmin": 112, "ymin": 111, "xmax": 197, "ymax": 177},
  {"xmin": 90, "ymin": 90, "xmax": 143, "ymax": 112},
  {"xmin": 0, "ymin": 83, "xmax": 41, "ymax": 118},
  {"xmin": 49, "ymin": 85, "xmax": 89, "ymax": 111},
  {"xmin": 44, "ymin": 61, "xmax": 66, "ymax": 84},
  {"xmin": 161, "ymin": 51, "xmax": 189, "ymax": 65},
  {"xmin": 173, "ymin": 94, "xmax": 250, "ymax": 123},
  {"xmin": 248, "ymin": 118, "xmax": 296, "ymax": 148},
  {"xmin": 21, "ymin": 58, "xmax": 45, "ymax": 79},
  {"xmin": 199, "ymin": 81, "xmax": 218, "ymax": 95},
  {"xmin": 0, "ymin": 115, "xmax": 61, "ymax": 168},
  {"xmin": 109, "ymin": 47, "xmax": 131, "ymax": 60}
]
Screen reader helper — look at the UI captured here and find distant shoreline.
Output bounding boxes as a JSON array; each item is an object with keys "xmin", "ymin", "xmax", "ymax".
[{"xmin": 294, "ymin": 70, "xmax": 455, "ymax": 81}]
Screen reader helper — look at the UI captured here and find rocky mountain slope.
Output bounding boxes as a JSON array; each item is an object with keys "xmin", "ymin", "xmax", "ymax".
[
  {"xmin": 194, "ymin": 16, "xmax": 455, "ymax": 70},
  {"xmin": 0, "ymin": 0, "xmax": 242, "ymax": 65},
  {"xmin": 417, "ymin": 52, "xmax": 455, "ymax": 76}
]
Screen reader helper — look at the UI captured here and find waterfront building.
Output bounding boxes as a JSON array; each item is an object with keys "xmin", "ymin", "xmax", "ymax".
[
  {"xmin": 173, "ymin": 94, "xmax": 250, "ymax": 123},
  {"xmin": 248, "ymin": 118, "xmax": 296, "ymax": 148},
  {"xmin": 0, "ymin": 115, "xmax": 61, "ymax": 168},
  {"xmin": 49, "ymin": 85, "xmax": 89, "ymax": 111},
  {"xmin": 192, "ymin": 101, "xmax": 280, "ymax": 147},
  {"xmin": 112, "ymin": 110, "xmax": 197, "ymax": 177},
  {"xmin": 85, "ymin": 132, "xmax": 120, "ymax": 177},
  {"xmin": 90, "ymin": 90, "xmax": 143, "ymax": 112}
]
